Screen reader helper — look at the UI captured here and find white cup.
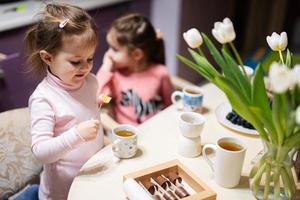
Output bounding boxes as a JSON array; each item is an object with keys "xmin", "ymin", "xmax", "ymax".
[
  {"xmin": 178, "ymin": 112, "xmax": 205, "ymax": 138},
  {"xmin": 239, "ymin": 65, "xmax": 254, "ymax": 78},
  {"xmin": 112, "ymin": 124, "xmax": 138, "ymax": 159},
  {"xmin": 171, "ymin": 85, "xmax": 204, "ymax": 111},
  {"xmin": 178, "ymin": 134, "xmax": 201, "ymax": 157},
  {"xmin": 202, "ymin": 137, "xmax": 246, "ymax": 188}
]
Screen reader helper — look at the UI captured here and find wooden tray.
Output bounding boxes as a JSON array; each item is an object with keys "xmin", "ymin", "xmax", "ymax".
[{"xmin": 123, "ymin": 159, "xmax": 216, "ymax": 200}]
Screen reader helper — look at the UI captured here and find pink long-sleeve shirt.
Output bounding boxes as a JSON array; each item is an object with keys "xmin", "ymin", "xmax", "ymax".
[
  {"xmin": 29, "ymin": 72, "xmax": 104, "ymax": 200},
  {"xmin": 96, "ymin": 64, "xmax": 173, "ymax": 125}
]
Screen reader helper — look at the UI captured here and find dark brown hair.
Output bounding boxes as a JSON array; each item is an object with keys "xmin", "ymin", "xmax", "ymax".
[
  {"xmin": 24, "ymin": 3, "xmax": 98, "ymax": 78},
  {"xmin": 109, "ymin": 13, "xmax": 165, "ymax": 65}
]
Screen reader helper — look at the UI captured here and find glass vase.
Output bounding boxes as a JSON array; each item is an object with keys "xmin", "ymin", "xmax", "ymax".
[{"xmin": 249, "ymin": 141, "xmax": 296, "ymax": 200}]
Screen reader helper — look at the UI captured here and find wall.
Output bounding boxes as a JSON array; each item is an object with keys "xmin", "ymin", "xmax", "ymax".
[
  {"xmin": 150, "ymin": 0, "xmax": 235, "ymax": 84},
  {"xmin": 150, "ymin": 0, "xmax": 181, "ymax": 76}
]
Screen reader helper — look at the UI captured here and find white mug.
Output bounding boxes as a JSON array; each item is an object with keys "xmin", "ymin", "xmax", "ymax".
[
  {"xmin": 112, "ymin": 124, "xmax": 138, "ymax": 159},
  {"xmin": 202, "ymin": 137, "xmax": 246, "ymax": 188},
  {"xmin": 171, "ymin": 85, "xmax": 204, "ymax": 111},
  {"xmin": 178, "ymin": 112, "xmax": 205, "ymax": 138}
]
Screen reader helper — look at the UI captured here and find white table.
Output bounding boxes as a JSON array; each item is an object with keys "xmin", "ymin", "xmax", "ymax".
[{"xmin": 68, "ymin": 83, "xmax": 262, "ymax": 200}]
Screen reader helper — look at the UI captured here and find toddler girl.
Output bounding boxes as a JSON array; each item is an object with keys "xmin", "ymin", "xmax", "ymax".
[
  {"xmin": 96, "ymin": 13, "xmax": 173, "ymax": 125},
  {"xmin": 25, "ymin": 3, "xmax": 103, "ymax": 199}
]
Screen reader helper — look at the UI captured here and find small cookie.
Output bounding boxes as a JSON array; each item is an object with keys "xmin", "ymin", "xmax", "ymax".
[{"xmin": 98, "ymin": 94, "xmax": 112, "ymax": 103}]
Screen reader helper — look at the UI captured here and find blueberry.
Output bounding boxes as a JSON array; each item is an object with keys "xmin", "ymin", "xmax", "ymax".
[
  {"xmin": 231, "ymin": 115, "xmax": 239, "ymax": 124},
  {"xmin": 226, "ymin": 112, "xmax": 234, "ymax": 120}
]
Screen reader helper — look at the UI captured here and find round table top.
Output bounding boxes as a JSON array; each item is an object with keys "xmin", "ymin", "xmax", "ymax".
[{"xmin": 68, "ymin": 83, "xmax": 262, "ymax": 200}]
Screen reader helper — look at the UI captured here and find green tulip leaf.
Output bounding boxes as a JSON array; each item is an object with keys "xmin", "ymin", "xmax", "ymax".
[
  {"xmin": 176, "ymin": 54, "xmax": 215, "ymax": 82},
  {"xmin": 272, "ymin": 94, "xmax": 286, "ymax": 145},
  {"xmin": 222, "ymin": 49, "xmax": 251, "ymax": 102},
  {"xmin": 187, "ymin": 48, "xmax": 221, "ymax": 78},
  {"xmin": 201, "ymin": 33, "xmax": 230, "ymax": 76},
  {"xmin": 286, "ymin": 49, "xmax": 292, "ymax": 68}
]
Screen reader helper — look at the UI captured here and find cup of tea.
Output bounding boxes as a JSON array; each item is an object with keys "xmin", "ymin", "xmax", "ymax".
[
  {"xmin": 112, "ymin": 124, "xmax": 138, "ymax": 159},
  {"xmin": 178, "ymin": 112, "xmax": 205, "ymax": 138},
  {"xmin": 171, "ymin": 85, "xmax": 204, "ymax": 112},
  {"xmin": 202, "ymin": 137, "xmax": 246, "ymax": 188}
]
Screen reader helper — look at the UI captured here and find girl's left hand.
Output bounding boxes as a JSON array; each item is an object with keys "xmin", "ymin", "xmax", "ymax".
[{"xmin": 102, "ymin": 51, "xmax": 114, "ymax": 72}]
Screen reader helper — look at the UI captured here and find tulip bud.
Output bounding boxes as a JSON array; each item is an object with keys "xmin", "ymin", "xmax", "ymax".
[
  {"xmin": 183, "ymin": 28, "xmax": 203, "ymax": 48},
  {"xmin": 266, "ymin": 32, "xmax": 288, "ymax": 51},
  {"xmin": 212, "ymin": 17, "xmax": 236, "ymax": 44}
]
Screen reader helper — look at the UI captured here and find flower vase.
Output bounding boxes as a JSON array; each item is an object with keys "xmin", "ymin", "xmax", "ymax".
[{"xmin": 249, "ymin": 141, "xmax": 296, "ymax": 200}]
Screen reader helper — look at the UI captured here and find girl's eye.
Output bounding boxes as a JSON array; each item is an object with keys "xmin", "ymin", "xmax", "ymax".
[
  {"xmin": 87, "ymin": 58, "xmax": 93, "ymax": 63},
  {"xmin": 70, "ymin": 61, "xmax": 81, "ymax": 65}
]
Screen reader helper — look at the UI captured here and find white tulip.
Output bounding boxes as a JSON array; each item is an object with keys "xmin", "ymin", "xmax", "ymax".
[
  {"xmin": 269, "ymin": 62, "xmax": 294, "ymax": 93},
  {"xmin": 212, "ymin": 17, "xmax": 236, "ymax": 44},
  {"xmin": 266, "ymin": 32, "xmax": 288, "ymax": 51},
  {"xmin": 292, "ymin": 64, "xmax": 300, "ymax": 86},
  {"xmin": 183, "ymin": 28, "xmax": 203, "ymax": 48}
]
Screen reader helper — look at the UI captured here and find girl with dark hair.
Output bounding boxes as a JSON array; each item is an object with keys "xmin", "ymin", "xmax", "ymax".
[{"xmin": 97, "ymin": 13, "xmax": 174, "ymax": 125}]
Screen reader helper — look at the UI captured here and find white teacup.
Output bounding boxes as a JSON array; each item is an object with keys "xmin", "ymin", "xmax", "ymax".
[
  {"xmin": 202, "ymin": 137, "xmax": 246, "ymax": 188},
  {"xmin": 171, "ymin": 85, "xmax": 204, "ymax": 111},
  {"xmin": 112, "ymin": 124, "xmax": 138, "ymax": 159},
  {"xmin": 178, "ymin": 112, "xmax": 205, "ymax": 138}
]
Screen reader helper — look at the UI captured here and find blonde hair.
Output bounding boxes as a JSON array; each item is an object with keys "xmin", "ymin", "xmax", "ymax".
[{"xmin": 24, "ymin": 3, "xmax": 98, "ymax": 78}]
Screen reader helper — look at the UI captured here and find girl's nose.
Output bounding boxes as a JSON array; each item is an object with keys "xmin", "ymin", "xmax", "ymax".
[{"xmin": 81, "ymin": 61, "xmax": 91, "ymax": 69}]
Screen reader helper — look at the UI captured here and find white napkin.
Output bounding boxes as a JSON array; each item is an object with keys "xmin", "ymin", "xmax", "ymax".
[{"xmin": 123, "ymin": 178, "xmax": 153, "ymax": 200}]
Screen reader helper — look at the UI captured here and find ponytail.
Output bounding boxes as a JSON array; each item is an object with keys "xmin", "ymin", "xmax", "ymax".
[
  {"xmin": 24, "ymin": 24, "xmax": 47, "ymax": 78},
  {"xmin": 151, "ymin": 37, "xmax": 165, "ymax": 65}
]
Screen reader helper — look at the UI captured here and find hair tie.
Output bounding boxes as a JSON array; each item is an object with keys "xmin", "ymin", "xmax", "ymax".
[
  {"xmin": 59, "ymin": 19, "xmax": 69, "ymax": 28},
  {"xmin": 156, "ymin": 29, "xmax": 163, "ymax": 39}
]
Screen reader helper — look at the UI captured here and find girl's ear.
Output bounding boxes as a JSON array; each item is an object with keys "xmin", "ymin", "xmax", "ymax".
[
  {"xmin": 130, "ymin": 48, "xmax": 144, "ymax": 62},
  {"xmin": 39, "ymin": 50, "xmax": 53, "ymax": 66}
]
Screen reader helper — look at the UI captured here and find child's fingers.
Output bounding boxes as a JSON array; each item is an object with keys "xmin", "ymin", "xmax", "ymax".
[
  {"xmin": 93, "ymin": 119, "xmax": 100, "ymax": 124},
  {"xmin": 96, "ymin": 98, "xmax": 103, "ymax": 104},
  {"xmin": 92, "ymin": 119, "xmax": 101, "ymax": 130}
]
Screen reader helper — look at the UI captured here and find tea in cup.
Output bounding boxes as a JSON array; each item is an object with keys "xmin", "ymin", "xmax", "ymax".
[
  {"xmin": 202, "ymin": 137, "xmax": 246, "ymax": 188},
  {"xmin": 112, "ymin": 124, "xmax": 138, "ymax": 159},
  {"xmin": 171, "ymin": 85, "xmax": 203, "ymax": 112}
]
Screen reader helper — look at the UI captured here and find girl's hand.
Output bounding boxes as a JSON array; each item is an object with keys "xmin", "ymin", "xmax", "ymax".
[
  {"xmin": 101, "ymin": 51, "xmax": 114, "ymax": 72},
  {"xmin": 76, "ymin": 119, "xmax": 101, "ymax": 141}
]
